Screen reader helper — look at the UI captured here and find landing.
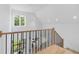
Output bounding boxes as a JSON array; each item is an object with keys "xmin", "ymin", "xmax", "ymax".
[{"xmin": 37, "ymin": 45, "xmax": 76, "ymax": 54}]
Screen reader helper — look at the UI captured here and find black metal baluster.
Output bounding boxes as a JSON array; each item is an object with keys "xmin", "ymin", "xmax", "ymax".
[
  {"xmin": 17, "ymin": 33, "xmax": 19, "ymax": 53},
  {"xmin": 45, "ymin": 30, "xmax": 46, "ymax": 48},
  {"xmin": 5, "ymin": 34, "xmax": 7, "ymax": 54},
  {"xmin": 31, "ymin": 31, "xmax": 33, "ymax": 54},
  {"xmin": 13, "ymin": 34, "xmax": 14, "ymax": 54},
  {"xmin": 32, "ymin": 31, "xmax": 33, "ymax": 53},
  {"xmin": 49, "ymin": 30, "xmax": 51, "ymax": 46},
  {"xmin": 29, "ymin": 31, "xmax": 31, "ymax": 54},
  {"xmin": 42, "ymin": 30, "xmax": 44, "ymax": 49},
  {"xmin": 19, "ymin": 33, "xmax": 20, "ymax": 53},
  {"xmin": 35, "ymin": 31, "xmax": 37, "ymax": 53},
  {"xmin": 48, "ymin": 30, "xmax": 49, "ymax": 47},
  {"xmin": 23, "ymin": 33, "xmax": 24, "ymax": 53},
  {"xmin": 20, "ymin": 33, "xmax": 23, "ymax": 54},
  {"xmin": 51, "ymin": 30, "xmax": 53, "ymax": 45},
  {"xmin": 34, "ymin": 31, "xmax": 35, "ymax": 53},
  {"xmin": 40, "ymin": 30, "xmax": 42, "ymax": 50},
  {"xmin": 32, "ymin": 31, "xmax": 34, "ymax": 54},
  {"xmin": 37, "ymin": 31, "xmax": 38, "ymax": 52},
  {"xmin": 30, "ymin": 32, "xmax": 32, "ymax": 54},
  {"xmin": 25, "ymin": 32, "xmax": 27, "ymax": 54},
  {"xmin": 10, "ymin": 34, "xmax": 12, "ymax": 54},
  {"xmin": 17, "ymin": 34, "xmax": 19, "ymax": 54},
  {"xmin": 38, "ymin": 31, "xmax": 40, "ymax": 51}
]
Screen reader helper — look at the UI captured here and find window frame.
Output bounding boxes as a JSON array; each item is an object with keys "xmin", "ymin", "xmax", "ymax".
[{"xmin": 13, "ymin": 15, "xmax": 26, "ymax": 27}]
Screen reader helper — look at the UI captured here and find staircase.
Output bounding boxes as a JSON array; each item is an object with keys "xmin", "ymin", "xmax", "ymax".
[
  {"xmin": 0, "ymin": 28, "xmax": 64, "ymax": 54},
  {"xmin": 66, "ymin": 48, "xmax": 79, "ymax": 54}
]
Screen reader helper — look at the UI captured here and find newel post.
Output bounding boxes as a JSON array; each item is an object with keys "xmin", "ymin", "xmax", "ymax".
[
  {"xmin": 53, "ymin": 28, "xmax": 55, "ymax": 44},
  {"xmin": 62, "ymin": 38, "xmax": 64, "ymax": 48},
  {"xmin": 0, "ymin": 31, "xmax": 2, "ymax": 37},
  {"xmin": 51, "ymin": 28, "xmax": 55, "ymax": 45}
]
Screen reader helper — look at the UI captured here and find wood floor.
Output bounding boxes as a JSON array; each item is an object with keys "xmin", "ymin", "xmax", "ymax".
[{"xmin": 37, "ymin": 45, "xmax": 77, "ymax": 54}]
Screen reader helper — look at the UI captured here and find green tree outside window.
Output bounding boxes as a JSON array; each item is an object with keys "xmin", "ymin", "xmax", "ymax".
[
  {"xmin": 20, "ymin": 17, "xmax": 25, "ymax": 26},
  {"xmin": 14, "ymin": 15, "xmax": 26, "ymax": 26},
  {"xmin": 14, "ymin": 16, "xmax": 19, "ymax": 26}
]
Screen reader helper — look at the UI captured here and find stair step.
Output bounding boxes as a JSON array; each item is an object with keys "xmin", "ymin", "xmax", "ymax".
[{"xmin": 37, "ymin": 45, "xmax": 77, "ymax": 54}]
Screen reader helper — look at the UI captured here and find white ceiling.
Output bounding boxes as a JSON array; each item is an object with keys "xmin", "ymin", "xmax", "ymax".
[
  {"xmin": 35, "ymin": 4, "xmax": 79, "ymax": 24},
  {"xmin": 10, "ymin": 4, "xmax": 48, "ymax": 12}
]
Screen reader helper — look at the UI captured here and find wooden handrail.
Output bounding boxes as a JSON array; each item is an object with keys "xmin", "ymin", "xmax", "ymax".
[
  {"xmin": 54, "ymin": 30, "xmax": 64, "ymax": 47},
  {"xmin": 54, "ymin": 30, "xmax": 63, "ymax": 41},
  {"xmin": 0, "ymin": 28, "xmax": 53, "ymax": 37},
  {"xmin": 0, "ymin": 27, "xmax": 64, "ymax": 48}
]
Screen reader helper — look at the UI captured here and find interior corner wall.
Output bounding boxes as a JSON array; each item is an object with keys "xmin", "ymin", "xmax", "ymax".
[
  {"xmin": 54, "ymin": 24, "xmax": 79, "ymax": 52},
  {"xmin": 0, "ymin": 4, "xmax": 10, "ymax": 54}
]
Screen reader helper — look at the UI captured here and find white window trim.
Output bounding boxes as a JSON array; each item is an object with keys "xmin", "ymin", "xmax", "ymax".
[{"xmin": 13, "ymin": 15, "xmax": 26, "ymax": 27}]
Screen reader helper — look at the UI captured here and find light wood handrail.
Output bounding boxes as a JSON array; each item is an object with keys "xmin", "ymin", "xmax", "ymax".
[
  {"xmin": 0, "ymin": 27, "xmax": 64, "ymax": 48},
  {"xmin": 0, "ymin": 28, "xmax": 53, "ymax": 37},
  {"xmin": 54, "ymin": 30, "xmax": 64, "ymax": 47}
]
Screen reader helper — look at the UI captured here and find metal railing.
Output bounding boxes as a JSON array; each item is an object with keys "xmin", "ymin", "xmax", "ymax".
[{"xmin": 0, "ymin": 28, "xmax": 64, "ymax": 54}]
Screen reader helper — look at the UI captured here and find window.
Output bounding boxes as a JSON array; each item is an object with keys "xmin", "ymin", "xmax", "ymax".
[
  {"xmin": 14, "ymin": 15, "xmax": 26, "ymax": 26},
  {"xmin": 14, "ymin": 16, "xmax": 19, "ymax": 26}
]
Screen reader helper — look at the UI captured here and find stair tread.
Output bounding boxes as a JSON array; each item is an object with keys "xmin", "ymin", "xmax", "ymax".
[{"xmin": 37, "ymin": 45, "xmax": 76, "ymax": 54}]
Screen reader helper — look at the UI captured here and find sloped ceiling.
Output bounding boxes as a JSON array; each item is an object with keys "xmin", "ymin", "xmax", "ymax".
[
  {"xmin": 35, "ymin": 4, "xmax": 79, "ymax": 24},
  {"xmin": 10, "ymin": 4, "xmax": 48, "ymax": 12}
]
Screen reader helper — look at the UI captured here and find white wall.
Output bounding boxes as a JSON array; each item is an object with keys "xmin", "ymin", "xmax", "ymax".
[
  {"xmin": 0, "ymin": 4, "xmax": 10, "ymax": 32},
  {"xmin": 36, "ymin": 4, "xmax": 79, "ymax": 52},
  {"xmin": 0, "ymin": 4, "xmax": 10, "ymax": 54},
  {"xmin": 54, "ymin": 24, "xmax": 79, "ymax": 52}
]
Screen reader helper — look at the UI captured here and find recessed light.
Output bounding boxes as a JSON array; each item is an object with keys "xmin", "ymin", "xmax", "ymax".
[
  {"xmin": 73, "ymin": 16, "xmax": 77, "ymax": 19},
  {"xmin": 56, "ymin": 18, "xmax": 59, "ymax": 22}
]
